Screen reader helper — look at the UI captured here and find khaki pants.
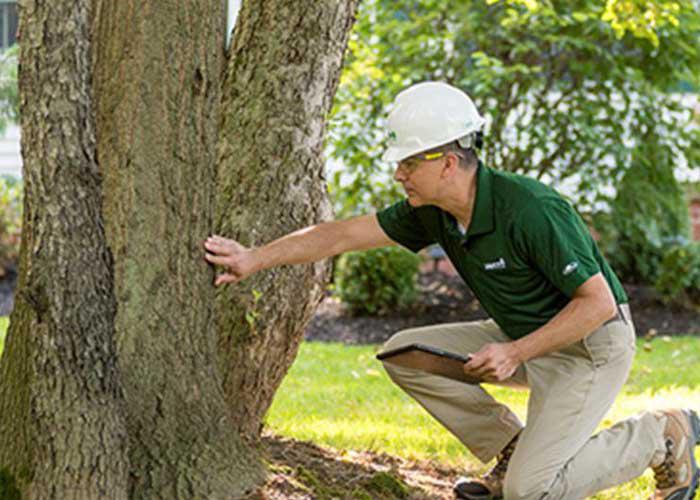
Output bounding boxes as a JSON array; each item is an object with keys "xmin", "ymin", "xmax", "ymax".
[{"xmin": 381, "ymin": 318, "xmax": 668, "ymax": 500}]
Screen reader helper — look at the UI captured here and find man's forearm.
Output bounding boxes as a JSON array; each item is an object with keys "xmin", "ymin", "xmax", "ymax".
[
  {"xmin": 253, "ymin": 222, "xmax": 342, "ymax": 271},
  {"xmin": 512, "ymin": 294, "xmax": 617, "ymax": 363}
]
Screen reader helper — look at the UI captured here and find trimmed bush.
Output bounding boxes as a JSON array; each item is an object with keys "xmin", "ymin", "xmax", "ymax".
[
  {"xmin": 0, "ymin": 176, "xmax": 22, "ymax": 275},
  {"xmin": 333, "ymin": 247, "xmax": 421, "ymax": 315},
  {"xmin": 598, "ymin": 149, "xmax": 690, "ymax": 285},
  {"xmin": 655, "ymin": 243, "xmax": 700, "ymax": 310}
]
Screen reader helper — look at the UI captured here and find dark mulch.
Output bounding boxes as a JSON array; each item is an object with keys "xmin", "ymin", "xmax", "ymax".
[
  {"xmin": 305, "ymin": 271, "xmax": 700, "ymax": 345},
  {"xmin": 0, "ymin": 264, "xmax": 16, "ymax": 317}
]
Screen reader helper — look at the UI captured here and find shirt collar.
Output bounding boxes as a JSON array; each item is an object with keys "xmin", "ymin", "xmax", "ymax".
[
  {"xmin": 442, "ymin": 161, "xmax": 495, "ymax": 242},
  {"xmin": 468, "ymin": 161, "xmax": 495, "ymax": 238}
]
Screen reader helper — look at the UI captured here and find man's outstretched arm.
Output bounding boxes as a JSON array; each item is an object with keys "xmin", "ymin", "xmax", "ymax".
[{"xmin": 203, "ymin": 214, "xmax": 395, "ymax": 286}]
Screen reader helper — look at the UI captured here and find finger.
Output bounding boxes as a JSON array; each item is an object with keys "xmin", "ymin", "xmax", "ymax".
[
  {"xmin": 496, "ymin": 367, "xmax": 513, "ymax": 382},
  {"xmin": 489, "ymin": 368, "xmax": 504, "ymax": 382},
  {"xmin": 215, "ymin": 274, "xmax": 238, "ymax": 287},
  {"xmin": 466, "ymin": 364, "xmax": 493, "ymax": 382},
  {"xmin": 204, "ymin": 253, "xmax": 229, "ymax": 266},
  {"xmin": 463, "ymin": 361, "xmax": 486, "ymax": 377},
  {"xmin": 204, "ymin": 240, "xmax": 229, "ymax": 255},
  {"xmin": 474, "ymin": 363, "xmax": 496, "ymax": 378},
  {"xmin": 466, "ymin": 354, "xmax": 487, "ymax": 370},
  {"xmin": 463, "ymin": 363, "xmax": 477, "ymax": 376}
]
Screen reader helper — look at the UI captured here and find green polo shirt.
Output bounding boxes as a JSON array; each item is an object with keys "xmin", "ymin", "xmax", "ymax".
[{"xmin": 376, "ymin": 163, "xmax": 627, "ymax": 340}]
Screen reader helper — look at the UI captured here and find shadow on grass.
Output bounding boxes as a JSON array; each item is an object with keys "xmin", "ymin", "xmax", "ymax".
[{"xmin": 252, "ymin": 433, "xmax": 471, "ymax": 499}]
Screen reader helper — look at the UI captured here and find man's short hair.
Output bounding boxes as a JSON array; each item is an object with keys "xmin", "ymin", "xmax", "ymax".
[{"xmin": 427, "ymin": 139, "xmax": 479, "ymax": 170}]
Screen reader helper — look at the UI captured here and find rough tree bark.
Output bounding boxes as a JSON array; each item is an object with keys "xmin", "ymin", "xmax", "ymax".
[
  {"xmin": 0, "ymin": 0, "xmax": 129, "ymax": 498},
  {"xmin": 0, "ymin": 0, "xmax": 357, "ymax": 498},
  {"xmin": 92, "ymin": 1, "xmax": 263, "ymax": 497},
  {"xmin": 216, "ymin": 0, "xmax": 359, "ymax": 438}
]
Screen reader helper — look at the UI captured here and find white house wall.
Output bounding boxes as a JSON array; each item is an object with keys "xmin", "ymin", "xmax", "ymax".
[{"xmin": 0, "ymin": 123, "xmax": 19, "ymax": 178}]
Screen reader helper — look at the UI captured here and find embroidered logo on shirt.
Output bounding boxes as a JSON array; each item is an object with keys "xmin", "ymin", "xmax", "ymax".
[
  {"xmin": 563, "ymin": 261, "xmax": 579, "ymax": 276},
  {"xmin": 484, "ymin": 258, "xmax": 506, "ymax": 271}
]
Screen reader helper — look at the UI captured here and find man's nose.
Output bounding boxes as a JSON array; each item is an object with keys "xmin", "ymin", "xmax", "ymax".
[{"xmin": 393, "ymin": 166, "xmax": 404, "ymax": 182}]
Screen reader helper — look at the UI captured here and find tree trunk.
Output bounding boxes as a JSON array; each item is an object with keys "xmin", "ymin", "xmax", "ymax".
[
  {"xmin": 92, "ymin": 1, "xmax": 263, "ymax": 497},
  {"xmin": 216, "ymin": 0, "xmax": 358, "ymax": 438},
  {"xmin": 0, "ymin": 0, "xmax": 129, "ymax": 498},
  {"xmin": 0, "ymin": 0, "xmax": 357, "ymax": 498}
]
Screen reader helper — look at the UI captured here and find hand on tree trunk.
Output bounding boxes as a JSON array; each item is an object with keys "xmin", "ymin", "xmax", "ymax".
[{"xmin": 204, "ymin": 235, "xmax": 260, "ymax": 286}]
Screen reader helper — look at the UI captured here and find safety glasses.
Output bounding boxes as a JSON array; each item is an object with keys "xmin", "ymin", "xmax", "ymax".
[{"xmin": 396, "ymin": 151, "xmax": 446, "ymax": 174}]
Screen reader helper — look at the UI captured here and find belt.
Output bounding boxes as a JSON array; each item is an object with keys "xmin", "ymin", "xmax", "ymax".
[{"xmin": 603, "ymin": 303, "xmax": 632, "ymax": 326}]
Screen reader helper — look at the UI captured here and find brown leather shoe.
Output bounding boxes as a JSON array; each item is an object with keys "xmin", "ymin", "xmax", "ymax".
[
  {"xmin": 454, "ymin": 434, "xmax": 518, "ymax": 499},
  {"xmin": 649, "ymin": 408, "xmax": 700, "ymax": 500}
]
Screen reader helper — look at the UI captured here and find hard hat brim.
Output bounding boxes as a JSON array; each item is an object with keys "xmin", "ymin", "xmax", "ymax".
[{"xmin": 381, "ymin": 125, "xmax": 484, "ymax": 163}]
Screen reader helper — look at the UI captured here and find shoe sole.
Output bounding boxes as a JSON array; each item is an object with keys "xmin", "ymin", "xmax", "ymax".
[
  {"xmin": 682, "ymin": 409, "xmax": 700, "ymax": 500},
  {"xmin": 454, "ymin": 493, "xmax": 500, "ymax": 500}
]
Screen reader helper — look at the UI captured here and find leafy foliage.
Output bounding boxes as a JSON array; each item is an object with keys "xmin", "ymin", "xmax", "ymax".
[
  {"xmin": 0, "ymin": 176, "xmax": 22, "ymax": 275},
  {"xmin": 601, "ymin": 0, "xmax": 684, "ymax": 47},
  {"xmin": 0, "ymin": 44, "xmax": 21, "ymax": 277},
  {"xmin": 594, "ymin": 143, "xmax": 691, "ymax": 285},
  {"xmin": 333, "ymin": 247, "xmax": 421, "ymax": 315},
  {"xmin": 655, "ymin": 242, "xmax": 700, "ymax": 309},
  {"xmin": 327, "ymin": 0, "xmax": 700, "ymax": 217},
  {"xmin": 0, "ymin": 45, "xmax": 19, "ymax": 135}
]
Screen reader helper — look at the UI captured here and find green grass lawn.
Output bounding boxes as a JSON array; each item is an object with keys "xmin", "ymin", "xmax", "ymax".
[
  {"xmin": 1, "ymin": 318, "xmax": 698, "ymax": 498},
  {"xmin": 0, "ymin": 316, "xmax": 7, "ymax": 354},
  {"xmin": 266, "ymin": 338, "xmax": 700, "ymax": 499}
]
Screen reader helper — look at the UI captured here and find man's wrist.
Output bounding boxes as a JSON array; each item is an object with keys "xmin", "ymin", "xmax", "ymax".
[
  {"xmin": 248, "ymin": 247, "xmax": 266, "ymax": 274},
  {"xmin": 511, "ymin": 339, "xmax": 531, "ymax": 363}
]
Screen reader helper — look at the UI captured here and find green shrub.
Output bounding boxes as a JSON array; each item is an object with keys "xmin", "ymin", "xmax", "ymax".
[
  {"xmin": 333, "ymin": 247, "xmax": 421, "ymax": 315},
  {"xmin": 0, "ymin": 45, "xmax": 19, "ymax": 131},
  {"xmin": 598, "ymin": 147, "xmax": 690, "ymax": 285},
  {"xmin": 654, "ymin": 243, "xmax": 700, "ymax": 310},
  {"xmin": 0, "ymin": 175, "xmax": 22, "ymax": 275}
]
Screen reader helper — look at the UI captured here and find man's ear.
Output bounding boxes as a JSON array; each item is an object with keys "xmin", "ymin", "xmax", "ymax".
[{"xmin": 441, "ymin": 153, "xmax": 460, "ymax": 179}]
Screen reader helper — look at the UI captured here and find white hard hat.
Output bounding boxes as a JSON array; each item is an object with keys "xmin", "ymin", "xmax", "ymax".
[{"xmin": 382, "ymin": 81, "xmax": 485, "ymax": 163}]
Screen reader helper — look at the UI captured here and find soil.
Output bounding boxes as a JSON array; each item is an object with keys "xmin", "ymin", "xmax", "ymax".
[{"xmin": 253, "ymin": 432, "xmax": 466, "ymax": 499}]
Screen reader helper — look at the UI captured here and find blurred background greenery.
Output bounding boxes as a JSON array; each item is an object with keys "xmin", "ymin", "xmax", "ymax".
[{"xmin": 325, "ymin": 0, "xmax": 700, "ymax": 313}]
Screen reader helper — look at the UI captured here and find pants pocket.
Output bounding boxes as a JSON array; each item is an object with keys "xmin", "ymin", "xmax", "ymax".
[
  {"xmin": 582, "ymin": 322, "xmax": 635, "ymax": 368},
  {"xmin": 582, "ymin": 325, "xmax": 612, "ymax": 367}
]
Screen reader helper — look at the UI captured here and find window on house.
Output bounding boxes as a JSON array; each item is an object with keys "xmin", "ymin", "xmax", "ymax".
[{"xmin": 0, "ymin": 1, "xmax": 17, "ymax": 51}]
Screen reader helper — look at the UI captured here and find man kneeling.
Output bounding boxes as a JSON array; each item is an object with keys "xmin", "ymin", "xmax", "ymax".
[{"xmin": 204, "ymin": 81, "xmax": 700, "ymax": 500}]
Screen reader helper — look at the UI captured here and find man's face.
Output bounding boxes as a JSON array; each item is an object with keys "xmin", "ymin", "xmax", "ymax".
[{"xmin": 393, "ymin": 152, "xmax": 448, "ymax": 207}]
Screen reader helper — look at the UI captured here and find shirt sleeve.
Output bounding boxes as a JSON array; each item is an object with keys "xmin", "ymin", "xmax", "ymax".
[
  {"xmin": 376, "ymin": 199, "xmax": 436, "ymax": 253},
  {"xmin": 513, "ymin": 197, "xmax": 601, "ymax": 297}
]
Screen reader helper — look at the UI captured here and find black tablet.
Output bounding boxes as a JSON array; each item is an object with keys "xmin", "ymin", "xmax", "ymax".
[{"xmin": 376, "ymin": 343, "xmax": 481, "ymax": 385}]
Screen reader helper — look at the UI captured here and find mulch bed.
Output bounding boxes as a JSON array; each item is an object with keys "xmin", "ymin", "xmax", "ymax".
[
  {"xmin": 2, "ymin": 264, "xmax": 696, "ymax": 338},
  {"xmin": 305, "ymin": 271, "xmax": 700, "ymax": 345},
  {"xmin": 0, "ymin": 264, "xmax": 16, "ymax": 317}
]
